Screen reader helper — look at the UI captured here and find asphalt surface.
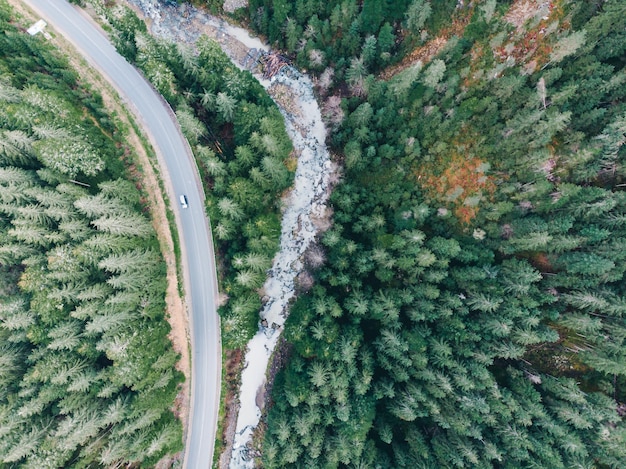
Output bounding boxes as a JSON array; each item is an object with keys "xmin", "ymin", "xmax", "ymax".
[{"xmin": 20, "ymin": 1, "xmax": 221, "ymax": 468}]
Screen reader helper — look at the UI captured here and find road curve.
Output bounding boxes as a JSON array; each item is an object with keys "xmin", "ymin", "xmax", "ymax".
[{"xmin": 19, "ymin": 1, "xmax": 221, "ymax": 468}]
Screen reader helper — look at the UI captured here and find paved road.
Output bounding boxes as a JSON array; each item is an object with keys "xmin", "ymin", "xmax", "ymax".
[{"xmin": 20, "ymin": 1, "xmax": 221, "ymax": 468}]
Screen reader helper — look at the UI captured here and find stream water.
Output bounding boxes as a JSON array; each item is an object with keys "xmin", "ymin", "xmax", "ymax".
[{"xmin": 121, "ymin": 1, "xmax": 332, "ymax": 467}]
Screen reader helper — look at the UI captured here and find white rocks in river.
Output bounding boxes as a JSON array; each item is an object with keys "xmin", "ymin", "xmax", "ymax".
[{"xmin": 230, "ymin": 64, "xmax": 330, "ymax": 469}]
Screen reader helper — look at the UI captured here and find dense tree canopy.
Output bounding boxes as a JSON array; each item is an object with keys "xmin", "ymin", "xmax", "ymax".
[
  {"xmin": 237, "ymin": 0, "xmax": 626, "ymax": 467},
  {"xmin": 0, "ymin": 2, "xmax": 183, "ymax": 466}
]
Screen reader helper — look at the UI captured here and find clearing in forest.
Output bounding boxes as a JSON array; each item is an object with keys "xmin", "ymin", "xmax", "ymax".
[
  {"xmin": 382, "ymin": 0, "xmax": 570, "ymax": 80},
  {"xmin": 495, "ymin": 0, "xmax": 569, "ymax": 74},
  {"xmin": 380, "ymin": 4, "xmax": 475, "ymax": 81},
  {"xmin": 416, "ymin": 128, "xmax": 497, "ymax": 225}
]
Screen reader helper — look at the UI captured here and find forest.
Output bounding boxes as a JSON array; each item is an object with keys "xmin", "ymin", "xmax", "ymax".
[
  {"xmin": 0, "ymin": 0, "xmax": 295, "ymax": 465},
  {"xmin": 4, "ymin": 0, "xmax": 626, "ymax": 467},
  {"xmin": 96, "ymin": 1, "xmax": 294, "ymax": 349},
  {"xmin": 0, "ymin": 1, "xmax": 184, "ymax": 467},
  {"xmin": 227, "ymin": 0, "xmax": 626, "ymax": 467}
]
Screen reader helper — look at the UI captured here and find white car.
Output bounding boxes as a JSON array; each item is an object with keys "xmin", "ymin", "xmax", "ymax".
[{"xmin": 179, "ymin": 194, "xmax": 188, "ymax": 209}]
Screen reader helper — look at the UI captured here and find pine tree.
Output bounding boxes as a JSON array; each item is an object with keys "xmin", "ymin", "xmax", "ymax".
[
  {"xmin": 91, "ymin": 212, "xmax": 153, "ymax": 238},
  {"xmin": 405, "ymin": 0, "xmax": 432, "ymax": 36},
  {"xmin": 215, "ymin": 91, "xmax": 237, "ymax": 122}
]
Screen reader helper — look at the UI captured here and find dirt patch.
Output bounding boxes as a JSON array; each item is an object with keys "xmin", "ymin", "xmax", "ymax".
[
  {"xmin": 218, "ymin": 349, "xmax": 244, "ymax": 469},
  {"xmin": 223, "ymin": 0, "xmax": 247, "ymax": 14},
  {"xmin": 380, "ymin": 6, "xmax": 475, "ymax": 81},
  {"xmin": 504, "ymin": 0, "xmax": 551, "ymax": 31},
  {"xmin": 495, "ymin": 1, "xmax": 567, "ymax": 73},
  {"xmin": 381, "ymin": 36, "xmax": 448, "ymax": 80},
  {"xmin": 267, "ymin": 83, "xmax": 302, "ymax": 118},
  {"xmin": 9, "ymin": 0, "xmax": 191, "ymax": 441}
]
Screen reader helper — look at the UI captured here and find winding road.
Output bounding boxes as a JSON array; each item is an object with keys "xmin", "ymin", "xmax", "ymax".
[{"xmin": 19, "ymin": 1, "xmax": 221, "ymax": 468}]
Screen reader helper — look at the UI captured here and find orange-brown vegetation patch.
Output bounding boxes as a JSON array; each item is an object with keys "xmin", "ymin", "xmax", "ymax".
[
  {"xmin": 529, "ymin": 252, "xmax": 556, "ymax": 273},
  {"xmin": 416, "ymin": 128, "xmax": 497, "ymax": 225},
  {"xmin": 462, "ymin": 42, "xmax": 486, "ymax": 88},
  {"xmin": 495, "ymin": 0, "xmax": 569, "ymax": 73},
  {"xmin": 504, "ymin": 0, "xmax": 546, "ymax": 30},
  {"xmin": 381, "ymin": 36, "xmax": 448, "ymax": 80},
  {"xmin": 381, "ymin": 6, "xmax": 476, "ymax": 81}
]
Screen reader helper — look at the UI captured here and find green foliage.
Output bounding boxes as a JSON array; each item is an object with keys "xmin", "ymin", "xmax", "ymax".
[
  {"xmin": 99, "ymin": 5, "xmax": 293, "ymax": 348},
  {"xmin": 255, "ymin": 0, "xmax": 626, "ymax": 467},
  {"xmin": 0, "ymin": 3, "xmax": 182, "ymax": 466},
  {"xmin": 103, "ymin": 3, "xmax": 147, "ymax": 62},
  {"xmin": 247, "ymin": 0, "xmax": 411, "ymax": 82},
  {"xmin": 405, "ymin": 0, "xmax": 432, "ymax": 35}
]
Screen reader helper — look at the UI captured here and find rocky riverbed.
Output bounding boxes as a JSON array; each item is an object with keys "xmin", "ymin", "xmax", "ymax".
[
  {"xmin": 121, "ymin": 1, "xmax": 332, "ymax": 467},
  {"xmin": 229, "ymin": 65, "xmax": 332, "ymax": 468}
]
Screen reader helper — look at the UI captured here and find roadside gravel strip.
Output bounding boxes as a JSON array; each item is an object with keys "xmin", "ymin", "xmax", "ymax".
[{"xmin": 18, "ymin": 1, "xmax": 222, "ymax": 468}]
